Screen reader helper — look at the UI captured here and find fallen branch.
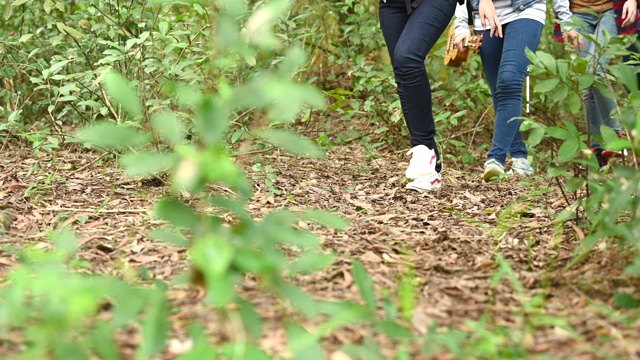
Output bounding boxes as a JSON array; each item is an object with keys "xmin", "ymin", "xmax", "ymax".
[
  {"xmin": 0, "ymin": 231, "xmax": 48, "ymax": 241},
  {"xmin": 71, "ymin": 152, "xmax": 110, "ymax": 174},
  {"xmin": 42, "ymin": 207, "xmax": 149, "ymax": 214}
]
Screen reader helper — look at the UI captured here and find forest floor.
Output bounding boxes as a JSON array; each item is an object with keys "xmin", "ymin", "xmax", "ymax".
[{"xmin": 0, "ymin": 124, "xmax": 639, "ymax": 359}]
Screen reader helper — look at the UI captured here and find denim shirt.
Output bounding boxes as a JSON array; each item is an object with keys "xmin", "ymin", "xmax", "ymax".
[{"xmin": 471, "ymin": 0, "xmax": 540, "ymax": 13}]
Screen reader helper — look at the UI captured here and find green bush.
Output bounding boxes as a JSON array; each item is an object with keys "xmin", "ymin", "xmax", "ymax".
[
  {"xmin": 0, "ymin": 229, "xmax": 169, "ymax": 360},
  {"xmin": 525, "ymin": 20, "xmax": 640, "ymax": 275}
]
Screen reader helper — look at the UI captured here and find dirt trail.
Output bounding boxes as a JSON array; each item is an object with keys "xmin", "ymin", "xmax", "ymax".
[
  {"xmin": 0, "ymin": 138, "xmax": 638, "ymax": 359},
  {"xmin": 257, "ymin": 143, "xmax": 638, "ymax": 358}
]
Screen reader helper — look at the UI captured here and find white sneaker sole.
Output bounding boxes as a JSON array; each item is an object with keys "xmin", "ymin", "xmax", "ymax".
[
  {"xmin": 510, "ymin": 168, "xmax": 534, "ymax": 176},
  {"xmin": 406, "ymin": 175, "xmax": 442, "ymax": 192}
]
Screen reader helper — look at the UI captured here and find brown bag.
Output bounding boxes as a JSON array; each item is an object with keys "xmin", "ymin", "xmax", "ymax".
[{"xmin": 444, "ymin": 26, "xmax": 482, "ymax": 67}]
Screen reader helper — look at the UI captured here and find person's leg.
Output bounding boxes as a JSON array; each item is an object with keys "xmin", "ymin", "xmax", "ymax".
[
  {"xmin": 380, "ymin": 0, "xmax": 456, "ymax": 173},
  {"xmin": 623, "ymin": 39, "xmax": 640, "ymax": 93},
  {"xmin": 508, "ymin": 105, "xmax": 527, "ymax": 159},
  {"xmin": 480, "ymin": 29, "xmax": 504, "ymax": 118},
  {"xmin": 575, "ymin": 11, "xmax": 620, "ymax": 149},
  {"xmin": 622, "ymin": 38, "xmax": 640, "ymax": 142},
  {"xmin": 479, "ymin": 32, "xmax": 507, "ymax": 181},
  {"xmin": 592, "ymin": 10, "xmax": 622, "ymax": 135},
  {"xmin": 485, "ymin": 19, "xmax": 543, "ymax": 165},
  {"xmin": 379, "ymin": 0, "xmax": 410, "ymax": 125},
  {"xmin": 592, "ymin": 86, "xmax": 621, "ymax": 134}
]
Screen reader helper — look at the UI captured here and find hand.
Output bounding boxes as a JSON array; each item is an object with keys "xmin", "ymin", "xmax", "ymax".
[
  {"xmin": 562, "ymin": 29, "xmax": 583, "ymax": 51},
  {"xmin": 454, "ymin": 33, "xmax": 470, "ymax": 52},
  {"xmin": 478, "ymin": 0, "xmax": 502, "ymax": 38},
  {"xmin": 621, "ymin": 0, "xmax": 637, "ymax": 27}
]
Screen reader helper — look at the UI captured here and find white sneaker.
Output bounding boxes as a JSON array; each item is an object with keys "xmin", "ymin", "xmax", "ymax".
[
  {"xmin": 405, "ymin": 145, "xmax": 437, "ymax": 179},
  {"xmin": 405, "ymin": 145, "xmax": 441, "ymax": 191},
  {"xmin": 511, "ymin": 157, "xmax": 534, "ymax": 176},
  {"xmin": 483, "ymin": 158, "xmax": 505, "ymax": 183}
]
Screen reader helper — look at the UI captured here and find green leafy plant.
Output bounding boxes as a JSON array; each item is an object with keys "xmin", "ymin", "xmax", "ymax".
[
  {"xmin": 526, "ymin": 19, "xmax": 640, "ymax": 278},
  {"xmin": 0, "ymin": 228, "xmax": 169, "ymax": 360},
  {"xmin": 70, "ymin": 0, "xmax": 381, "ymax": 357},
  {"xmin": 2, "ymin": 0, "xmax": 366, "ymax": 358}
]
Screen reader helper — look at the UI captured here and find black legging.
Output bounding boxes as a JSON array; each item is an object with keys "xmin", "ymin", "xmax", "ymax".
[
  {"xmin": 405, "ymin": 0, "xmax": 465, "ymax": 14},
  {"xmin": 380, "ymin": 0, "xmax": 457, "ymax": 172}
]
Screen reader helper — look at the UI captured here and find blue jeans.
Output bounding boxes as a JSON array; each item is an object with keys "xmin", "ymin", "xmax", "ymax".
[
  {"xmin": 480, "ymin": 19, "xmax": 543, "ymax": 165},
  {"xmin": 573, "ymin": 10, "xmax": 622, "ymax": 148},
  {"xmin": 379, "ymin": 0, "xmax": 456, "ymax": 172}
]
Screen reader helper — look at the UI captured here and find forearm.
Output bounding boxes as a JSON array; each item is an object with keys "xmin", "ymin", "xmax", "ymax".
[
  {"xmin": 552, "ymin": 0, "xmax": 573, "ymax": 24},
  {"xmin": 454, "ymin": 3, "xmax": 471, "ymax": 37}
]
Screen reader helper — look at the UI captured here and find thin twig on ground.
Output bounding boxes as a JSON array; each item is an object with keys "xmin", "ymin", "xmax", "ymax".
[{"xmin": 43, "ymin": 207, "xmax": 149, "ymax": 213}]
